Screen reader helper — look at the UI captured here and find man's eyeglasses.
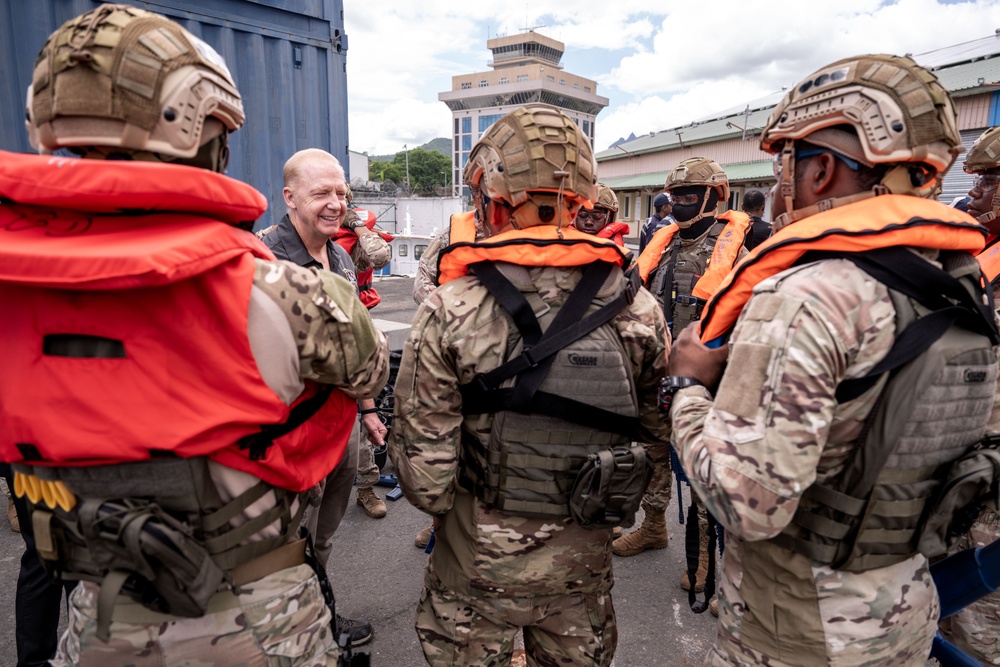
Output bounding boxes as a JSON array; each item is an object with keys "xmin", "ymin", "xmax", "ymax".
[
  {"xmin": 973, "ymin": 173, "xmax": 1000, "ymax": 191},
  {"xmin": 577, "ymin": 208, "xmax": 610, "ymax": 223}
]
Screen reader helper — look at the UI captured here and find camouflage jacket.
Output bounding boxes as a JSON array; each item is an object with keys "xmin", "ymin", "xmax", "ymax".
[
  {"xmin": 390, "ymin": 264, "xmax": 671, "ymax": 598},
  {"xmin": 672, "ymin": 255, "xmax": 1000, "ymax": 667}
]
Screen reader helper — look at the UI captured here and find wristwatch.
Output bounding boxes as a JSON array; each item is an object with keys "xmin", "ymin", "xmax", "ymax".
[
  {"xmin": 349, "ymin": 219, "xmax": 367, "ymax": 232},
  {"xmin": 658, "ymin": 376, "xmax": 705, "ymax": 413}
]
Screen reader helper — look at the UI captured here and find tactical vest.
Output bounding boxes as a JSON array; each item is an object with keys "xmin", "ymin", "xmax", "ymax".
[
  {"xmin": 0, "ymin": 151, "xmax": 356, "ymax": 632},
  {"xmin": 638, "ymin": 210, "xmax": 751, "ymax": 336},
  {"xmin": 695, "ymin": 195, "xmax": 998, "ymax": 571},
  {"xmin": 438, "ymin": 227, "xmax": 647, "ymax": 521}
]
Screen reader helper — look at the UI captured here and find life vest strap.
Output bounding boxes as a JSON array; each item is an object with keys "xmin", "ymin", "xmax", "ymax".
[{"xmin": 237, "ymin": 385, "xmax": 335, "ymax": 461}]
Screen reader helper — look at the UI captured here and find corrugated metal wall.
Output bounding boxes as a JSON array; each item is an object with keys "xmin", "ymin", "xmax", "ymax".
[{"xmin": 0, "ymin": 0, "xmax": 348, "ymax": 229}]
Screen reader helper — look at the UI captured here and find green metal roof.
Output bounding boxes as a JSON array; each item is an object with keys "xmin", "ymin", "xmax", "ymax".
[{"xmin": 601, "ymin": 160, "xmax": 772, "ymax": 189}]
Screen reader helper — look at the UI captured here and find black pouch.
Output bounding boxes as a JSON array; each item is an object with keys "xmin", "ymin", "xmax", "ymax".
[{"xmin": 569, "ymin": 445, "xmax": 653, "ymax": 530}]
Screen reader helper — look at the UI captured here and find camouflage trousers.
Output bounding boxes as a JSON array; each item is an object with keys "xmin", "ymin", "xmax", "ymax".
[
  {"xmin": 641, "ymin": 441, "xmax": 673, "ymax": 514},
  {"xmin": 355, "ymin": 419, "xmax": 381, "ymax": 489},
  {"xmin": 415, "ymin": 579, "xmax": 617, "ymax": 667},
  {"xmin": 50, "ymin": 564, "xmax": 340, "ymax": 667},
  {"xmin": 939, "ymin": 509, "xmax": 1000, "ymax": 665}
]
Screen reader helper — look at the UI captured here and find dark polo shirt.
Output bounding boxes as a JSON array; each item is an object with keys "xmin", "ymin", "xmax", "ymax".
[{"xmin": 262, "ymin": 214, "xmax": 358, "ymax": 289}]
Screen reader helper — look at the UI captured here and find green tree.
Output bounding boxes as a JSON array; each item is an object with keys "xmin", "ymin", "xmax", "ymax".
[
  {"xmin": 370, "ymin": 147, "xmax": 453, "ymax": 195},
  {"xmin": 369, "ymin": 159, "xmax": 405, "ymax": 184}
]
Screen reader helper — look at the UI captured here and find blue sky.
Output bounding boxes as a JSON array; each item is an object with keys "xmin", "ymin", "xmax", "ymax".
[{"xmin": 344, "ymin": 0, "xmax": 1000, "ymax": 156}]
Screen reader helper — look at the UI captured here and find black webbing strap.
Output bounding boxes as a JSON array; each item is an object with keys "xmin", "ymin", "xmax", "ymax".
[
  {"xmin": 237, "ymin": 385, "xmax": 334, "ymax": 461},
  {"xmin": 651, "ymin": 237, "xmax": 682, "ymax": 332},
  {"xmin": 465, "ymin": 387, "xmax": 639, "ymax": 439},
  {"xmin": 686, "ymin": 499, "xmax": 718, "ymax": 614},
  {"xmin": 470, "ymin": 261, "xmax": 544, "ymax": 346},
  {"xmin": 797, "ymin": 248, "xmax": 1000, "ymax": 403},
  {"xmin": 462, "ymin": 262, "xmax": 641, "ymax": 412}
]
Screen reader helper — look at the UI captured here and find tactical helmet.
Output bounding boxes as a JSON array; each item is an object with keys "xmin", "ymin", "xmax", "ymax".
[
  {"xmin": 26, "ymin": 3, "xmax": 244, "ymax": 167},
  {"xmin": 965, "ymin": 127, "xmax": 1000, "ymax": 174},
  {"xmin": 761, "ymin": 54, "xmax": 962, "ymax": 228},
  {"xmin": 963, "ymin": 127, "xmax": 1000, "ymax": 224},
  {"xmin": 595, "ymin": 182, "xmax": 619, "ymax": 219},
  {"xmin": 663, "ymin": 157, "xmax": 729, "ymax": 228},
  {"xmin": 463, "ymin": 103, "xmax": 597, "ymax": 233}
]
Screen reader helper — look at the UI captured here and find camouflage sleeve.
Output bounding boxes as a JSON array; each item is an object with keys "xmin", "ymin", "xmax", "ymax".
[
  {"xmin": 671, "ymin": 261, "xmax": 895, "ymax": 541},
  {"xmin": 413, "ymin": 231, "xmax": 446, "ymax": 305},
  {"xmin": 355, "ymin": 228, "xmax": 391, "ymax": 270},
  {"xmin": 253, "ymin": 258, "xmax": 389, "ymax": 398},
  {"xmin": 388, "ymin": 292, "xmax": 464, "ymax": 515},
  {"xmin": 626, "ymin": 288, "xmax": 672, "ymax": 444}
]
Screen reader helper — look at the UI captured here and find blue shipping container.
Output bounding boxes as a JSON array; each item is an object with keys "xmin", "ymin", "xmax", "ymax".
[{"xmin": 0, "ymin": 0, "xmax": 349, "ymax": 229}]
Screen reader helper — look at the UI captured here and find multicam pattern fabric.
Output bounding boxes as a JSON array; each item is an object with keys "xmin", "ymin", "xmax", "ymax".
[
  {"xmin": 641, "ymin": 440, "xmax": 673, "ymax": 513},
  {"xmin": 341, "ymin": 209, "xmax": 391, "ymax": 272},
  {"xmin": 390, "ymin": 265, "xmax": 671, "ymax": 603},
  {"xmin": 415, "ymin": 574, "xmax": 617, "ymax": 667},
  {"xmin": 252, "ymin": 258, "xmax": 388, "ymax": 397},
  {"xmin": 51, "ymin": 564, "xmax": 340, "ymax": 667},
  {"xmin": 413, "ymin": 230, "xmax": 446, "ymax": 304},
  {"xmin": 940, "ymin": 508, "xmax": 1000, "ymax": 664},
  {"xmin": 672, "ymin": 256, "xmax": 1000, "ymax": 666}
]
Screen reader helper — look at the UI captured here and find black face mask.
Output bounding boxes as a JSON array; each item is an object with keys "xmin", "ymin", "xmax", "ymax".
[{"xmin": 670, "ymin": 186, "xmax": 718, "ymax": 223}]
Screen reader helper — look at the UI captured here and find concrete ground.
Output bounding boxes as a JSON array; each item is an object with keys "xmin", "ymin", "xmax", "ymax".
[{"xmin": 0, "ymin": 274, "xmax": 717, "ymax": 666}]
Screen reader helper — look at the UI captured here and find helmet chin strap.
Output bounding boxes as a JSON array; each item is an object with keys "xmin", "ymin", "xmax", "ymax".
[
  {"xmin": 673, "ymin": 186, "xmax": 715, "ymax": 229},
  {"xmin": 979, "ymin": 190, "xmax": 1000, "ymax": 224}
]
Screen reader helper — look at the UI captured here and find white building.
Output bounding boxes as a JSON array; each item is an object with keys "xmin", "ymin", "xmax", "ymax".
[{"xmin": 439, "ymin": 31, "xmax": 609, "ymax": 198}]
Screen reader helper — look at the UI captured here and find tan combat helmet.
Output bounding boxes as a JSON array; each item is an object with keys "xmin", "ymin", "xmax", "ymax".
[
  {"xmin": 964, "ymin": 127, "xmax": 1000, "ymax": 223},
  {"xmin": 595, "ymin": 182, "xmax": 619, "ymax": 222},
  {"xmin": 664, "ymin": 157, "xmax": 729, "ymax": 228},
  {"xmin": 463, "ymin": 103, "xmax": 597, "ymax": 235},
  {"xmin": 761, "ymin": 54, "xmax": 962, "ymax": 229},
  {"xmin": 27, "ymin": 3, "xmax": 244, "ymax": 172}
]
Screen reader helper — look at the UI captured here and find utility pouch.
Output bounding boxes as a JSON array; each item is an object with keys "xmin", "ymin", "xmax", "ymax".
[
  {"xmin": 77, "ymin": 499, "xmax": 225, "ymax": 621},
  {"xmin": 919, "ymin": 445, "xmax": 1000, "ymax": 558},
  {"xmin": 569, "ymin": 445, "xmax": 652, "ymax": 530}
]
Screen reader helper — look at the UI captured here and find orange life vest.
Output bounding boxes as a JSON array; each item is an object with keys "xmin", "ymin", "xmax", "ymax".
[
  {"xmin": 977, "ymin": 240, "xmax": 1000, "ymax": 285},
  {"xmin": 596, "ymin": 221, "xmax": 631, "ymax": 247},
  {"xmin": 446, "ymin": 210, "xmax": 478, "ymax": 245},
  {"xmin": 438, "ymin": 224, "xmax": 630, "ymax": 285},
  {"xmin": 0, "ymin": 150, "xmax": 355, "ymax": 492},
  {"xmin": 637, "ymin": 210, "xmax": 752, "ymax": 299},
  {"xmin": 698, "ymin": 195, "xmax": 987, "ymax": 344}
]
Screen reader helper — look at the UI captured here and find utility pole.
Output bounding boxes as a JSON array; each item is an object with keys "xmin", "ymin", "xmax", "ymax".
[{"xmin": 403, "ymin": 144, "xmax": 410, "ymax": 192}]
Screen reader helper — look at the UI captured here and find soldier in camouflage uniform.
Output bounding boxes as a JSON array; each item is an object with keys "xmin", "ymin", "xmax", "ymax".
[
  {"xmin": 389, "ymin": 104, "xmax": 671, "ymax": 666},
  {"xmin": 937, "ymin": 126, "xmax": 1000, "ymax": 665},
  {"xmin": 666, "ymin": 54, "xmax": 999, "ymax": 666},
  {"xmin": 615, "ymin": 160, "xmax": 752, "ymax": 605},
  {"xmin": 4, "ymin": 5, "xmax": 389, "ymax": 665}
]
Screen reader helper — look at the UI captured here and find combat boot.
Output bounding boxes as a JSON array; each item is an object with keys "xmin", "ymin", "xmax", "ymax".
[
  {"xmin": 356, "ymin": 487, "xmax": 387, "ymax": 519},
  {"xmin": 611, "ymin": 511, "xmax": 668, "ymax": 556},
  {"xmin": 710, "ymin": 597, "xmax": 718, "ymax": 617},
  {"xmin": 680, "ymin": 520, "xmax": 711, "ymax": 592},
  {"xmin": 6, "ymin": 497, "xmax": 18, "ymax": 533},
  {"xmin": 612, "ymin": 526, "xmax": 623, "ymax": 538},
  {"xmin": 415, "ymin": 525, "xmax": 432, "ymax": 548}
]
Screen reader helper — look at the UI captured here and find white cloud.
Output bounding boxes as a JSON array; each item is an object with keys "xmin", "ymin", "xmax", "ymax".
[{"xmin": 343, "ymin": 0, "xmax": 1000, "ymax": 157}]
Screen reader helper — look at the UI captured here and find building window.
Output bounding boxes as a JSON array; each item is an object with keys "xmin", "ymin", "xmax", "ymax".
[
  {"xmin": 461, "ymin": 134, "xmax": 471, "ymax": 150},
  {"xmin": 414, "ymin": 244, "xmax": 428, "ymax": 260},
  {"xmin": 573, "ymin": 82, "xmax": 579, "ymax": 89},
  {"xmin": 499, "ymin": 76, "xmax": 509, "ymax": 85},
  {"xmin": 622, "ymin": 195, "xmax": 631, "ymax": 219},
  {"xmin": 517, "ymin": 74, "xmax": 528, "ymax": 82},
  {"xmin": 584, "ymin": 86, "xmax": 591, "ymax": 93},
  {"xmin": 559, "ymin": 79, "xmax": 566, "ymax": 86},
  {"xmin": 479, "ymin": 80, "xmax": 488, "ymax": 87},
  {"xmin": 479, "ymin": 114, "xmax": 503, "ymax": 133},
  {"xmin": 583, "ymin": 120, "xmax": 590, "ymax": 136},
  {"xmin": 398, "ymin": 244, "xmax": 408, "ymax": 257},
  {"xmin": 461, "ymin": 82, "xmax": 471, "ymax": 90},
  {"xmin": 546, "ymin": 75, "xmax": 555, "ymax": 82},
  {"xmin": 461, "ymin": 151, "xmax": 469, "ymax": 167},
  {"xmin": 461, "ymin": 117, "xmax": 471, "ymax": 133}
]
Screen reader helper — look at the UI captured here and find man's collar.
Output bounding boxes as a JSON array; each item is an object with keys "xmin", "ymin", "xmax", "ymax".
[{"xmin": 275, "ymin": 214, "xmax": 324, "ymax": 268}]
